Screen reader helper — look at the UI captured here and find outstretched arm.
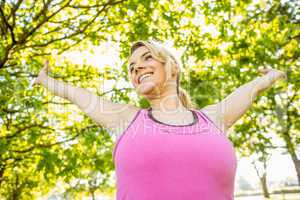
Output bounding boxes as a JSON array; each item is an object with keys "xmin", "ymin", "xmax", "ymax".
[
  {"xmin": 201, "ymin": 68, "xmax": 287, "ymax": 132},
  {"xmin": 32, "ymin": 61, "xmax": 137, "ymax": 131}
]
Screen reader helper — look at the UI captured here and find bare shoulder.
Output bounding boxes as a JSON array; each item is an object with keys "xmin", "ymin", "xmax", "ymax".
[
  {"xmin": 200, "ymin": 104, "xmax": 229, "ymax": 135},
  {"xmin": 106, "ymin": 105, "xmax": 141, "ymax": 139}
]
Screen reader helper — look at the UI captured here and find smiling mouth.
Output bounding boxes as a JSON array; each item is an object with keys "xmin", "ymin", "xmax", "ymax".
[{"xmin": 138, "ymin": 72, "xmax": 154, "ymax": 84}]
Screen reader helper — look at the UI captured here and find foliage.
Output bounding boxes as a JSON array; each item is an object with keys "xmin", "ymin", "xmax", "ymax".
[{"xmin": 0, "ymin": 0, "xmax": 299, "ymax": 198}]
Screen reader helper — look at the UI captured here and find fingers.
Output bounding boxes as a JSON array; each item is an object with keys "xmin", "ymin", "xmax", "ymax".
[
  {"xmin": 258, "ymin": 67, "xmax": 287, "ymax": 81},
  {"xmin": 258, "ymin": 68, "xmax": 270, "ymax": 74},
  {"xmin": 280, "ymin": 71, "xmax": 288, "ymax": 80},
  {"xmin": 28, "ymin": 78, "xmax": 36, "ymax": 89},
  {"xmin": 44, "ymin": 60, "xmax": 49, "ymax": 72},
  {"xmin": 29, "ymin": 73, "xmax": 41, "ymax": 88},
  {"xmin": 44, "ymin": 60, "xmax": 53, "ymax": 74},
  {"xmin": 28, "ymin": 60, "xmax": 50, "ymax": 90}
]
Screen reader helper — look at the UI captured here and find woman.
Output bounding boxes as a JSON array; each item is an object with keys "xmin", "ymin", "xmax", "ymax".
[{"xmin": 33, "ymin": 40, "xmax": 286, "ymax": 199}]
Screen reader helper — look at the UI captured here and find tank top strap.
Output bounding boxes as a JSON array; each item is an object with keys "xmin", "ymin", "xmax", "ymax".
[
  {"xmin": 194, "ymin": 109, "xmax": 211, "ymax": 124},
  {"xmin": 195, "ymin": 109, "xmax": 226, "ymax": 136}
]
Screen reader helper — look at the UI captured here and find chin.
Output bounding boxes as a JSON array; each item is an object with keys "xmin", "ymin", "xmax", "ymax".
[{"xmin": 136, "ymin": 82, "xmax": 157, "ymax": 95}]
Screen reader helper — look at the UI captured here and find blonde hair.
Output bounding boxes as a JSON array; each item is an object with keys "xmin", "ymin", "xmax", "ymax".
[{"xmin": 129, "ymin": 40, "xmax": 196, "ymax": 110}]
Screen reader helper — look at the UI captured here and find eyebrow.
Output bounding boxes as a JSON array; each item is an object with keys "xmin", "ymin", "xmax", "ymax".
[{"xmin": 129, "ymin": 51, "xmax": 150, "ymax": 69}]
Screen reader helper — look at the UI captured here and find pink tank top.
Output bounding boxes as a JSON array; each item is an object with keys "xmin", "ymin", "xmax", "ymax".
[{"xmin": 113, "ymin": 107, "xmax": 237, "ymax": 200}]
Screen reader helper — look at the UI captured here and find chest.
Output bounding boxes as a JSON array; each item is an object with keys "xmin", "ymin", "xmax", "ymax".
[{"xmin": 115, "ymin": 133, "xmax": 237, "ymax": 179}]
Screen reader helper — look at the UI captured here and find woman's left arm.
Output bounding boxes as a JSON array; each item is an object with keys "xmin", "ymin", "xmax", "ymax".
[{"xmin": 202, "ymin": 68, "xmax": 287, "ymax": 132}]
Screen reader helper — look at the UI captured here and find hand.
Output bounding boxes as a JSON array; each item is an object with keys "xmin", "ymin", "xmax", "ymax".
[
  {"xmin": 258, "ymin": 67, "xmax": 287, "ymax": 81},
  {"xmin": 30, "ymin": 61, "xmax": 52, "ymax": 88}
]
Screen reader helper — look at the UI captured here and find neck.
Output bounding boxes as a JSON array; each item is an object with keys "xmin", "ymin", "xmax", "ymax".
[{"xmin": 147, "ymin": 88, "xmax": 187, "ymax": 113}]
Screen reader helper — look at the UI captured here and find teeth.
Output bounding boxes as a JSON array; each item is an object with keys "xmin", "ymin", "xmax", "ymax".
[{"xmin": 139, "ymin": 73, "xmax": 152, "ymax": 84}]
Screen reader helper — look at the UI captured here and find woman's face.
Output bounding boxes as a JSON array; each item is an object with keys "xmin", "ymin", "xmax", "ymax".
[{"xmin": 128, "ymin": 46, "xmax": 168, "ymax": 96}]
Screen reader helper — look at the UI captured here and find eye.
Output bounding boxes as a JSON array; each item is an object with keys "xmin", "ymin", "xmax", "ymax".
[{"xmin": 145, "ymin": 55, "xmax": 152, "ymax": 60}]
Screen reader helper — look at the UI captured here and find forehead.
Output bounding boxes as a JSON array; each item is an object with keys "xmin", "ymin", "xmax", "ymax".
[{"xmin": 129, "ymin": 46, "xmax": 150, "ymax": 62}]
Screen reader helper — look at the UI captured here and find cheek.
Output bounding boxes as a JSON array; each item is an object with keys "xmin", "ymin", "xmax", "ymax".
[
  {"xmin": 154, "ymin": 65, "xmax": 167, "ymax": 83},
  {"xmin": 132, "ymin": 78, "xmax": 137, "ymax": 87}
]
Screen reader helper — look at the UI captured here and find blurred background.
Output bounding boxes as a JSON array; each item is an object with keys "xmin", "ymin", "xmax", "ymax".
[{"xmin": 0, "ymin": 0, "xmax": 299, "ymax": 199}]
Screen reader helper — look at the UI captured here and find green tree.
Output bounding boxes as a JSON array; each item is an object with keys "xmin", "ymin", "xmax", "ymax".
[{"xmin": 1, "ymin": 0, "xmax": 299, "ymax": 199}]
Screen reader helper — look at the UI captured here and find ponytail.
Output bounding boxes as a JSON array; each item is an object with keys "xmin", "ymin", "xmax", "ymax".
[
  {"xmin": 178, "ymin": 87, "xmax": 196, "ymax": 109},
  {"xmin": 176, "ymin": 75, "xmax": 196, "ymax": 109}
]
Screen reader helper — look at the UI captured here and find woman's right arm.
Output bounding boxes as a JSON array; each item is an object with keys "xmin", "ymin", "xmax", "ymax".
[{"xmin": 33, "ymin": 61, "xmax": 139, "ymax": 132}]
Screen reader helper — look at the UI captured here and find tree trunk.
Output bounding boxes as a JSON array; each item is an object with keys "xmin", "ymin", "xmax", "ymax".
[
  {"xmin": 252, "ymin": 159, "xmax": 271, "ymax": 198},
  {"xmin": 260, "ymin": 173, "xmax": 270, "ymax": 198},
  {"xmin": 90, "ymin": 190, "xmax": 95, "ymax": 200},
  {"xmin": 0, "ymin": 165, "xmax": 5, "ymax": 186},
  {"xmin": 11, "ymin": 175, "xmax": 20, "ymax": 200},
  {"xmin": 291, "ymin": 154, "xmax": 300, "ymax": 185}
]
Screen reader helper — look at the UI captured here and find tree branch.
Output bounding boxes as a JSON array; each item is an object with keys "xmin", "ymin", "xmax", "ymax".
[
  {"xmin": 0, "ymin": 123, "xmax": 55, "ymax": 140},
  {"xmin": 0, "ymin": 6, "xmax": 16, "ymax": 44},
  {"xmin": 12, "ymin": 124, "xmax": 98, "ymax": 154},
  {"xmin": 19, "ymin": 0, "xmax": 72, "ymax": 44},
  {"xmin": 7, "ymin": 0, "xmax": 23, "ymax": 24},
  {"xmin": 69, "ymin": 0, "xmax": 126, "ymax": 9}
]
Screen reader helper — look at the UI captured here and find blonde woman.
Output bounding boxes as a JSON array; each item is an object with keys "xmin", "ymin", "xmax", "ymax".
[{"xmin": 33, "ymin": 40, "xmax": 286, "ymax": 199}]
